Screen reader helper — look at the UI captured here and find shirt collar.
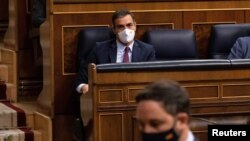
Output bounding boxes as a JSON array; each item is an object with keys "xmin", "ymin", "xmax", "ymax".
[
  {"xmin": 186, "ymin": 131, "xmax": 195, "ymax": 141},
  {"xmin": 116, "ymin": 40, "xmax": 134, "ymax": 52}
]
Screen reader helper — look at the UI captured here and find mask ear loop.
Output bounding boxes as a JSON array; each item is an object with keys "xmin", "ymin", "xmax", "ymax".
[{"xmin": 173, "ymin": 115, "xmax": 182, "ymax": 137}]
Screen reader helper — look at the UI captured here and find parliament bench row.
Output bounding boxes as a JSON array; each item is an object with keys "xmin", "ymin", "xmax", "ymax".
[
  {"xmin": 77, "ymin": 23, "xmax": 250, "ymax": 65},
  {"xmin": 96, "ymin": 59, "xmax": 250, "ymax": 71},
  {"xmin": 82, "ymin": 59, "xmax": 250, "ymax": 141}
]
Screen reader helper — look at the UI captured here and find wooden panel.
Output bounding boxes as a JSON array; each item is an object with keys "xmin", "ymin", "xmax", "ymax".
[
  {"xmin": 184, "ymin": 11, "xmax": 244, "ymax": 27},
  {"xmin": 193, "ymin": 23, "xmax": 213, "ymax": 58},
  {"xmin": 135, "ymin": 11, "xmax": 182, "ymax": 24},
  {"xmin": 52, "ymin": 1, "xmax": 250, "ymax": 12},
  {"xmin": 193, "ymin": 131, "xmax": 207, "ymax": 141},
  {"xmin": 132, "ymin": 116, "xmax": 141, "ymax": 141},
  {"xmin": 0, "ymin": 48, "xmax": 16, "ymax": 84},
  {"xmin": 191, "ymin": 103, "xmax": 250, "ymax": 115},
  {"xmin": 99, "ymin": 113, "xmax": 123, "ymax": 141},
  {"xmin": 223, "ymin": 83, "xmax": 250, "ymax": 98},
  {"xmin": 136, "ymin": 23, "xmax": 173, "ymax": 40},
  {"xmin": 128, "ymin": 88, "xmax": 144, "ymax": 102},
  {"xmin": 135, "ymin": 11, "xmax": 182, "ymax": 40},
  {"xmin": 98, "ymin": 89, "xmax": 123, "ymax": 103},
  {"xmin": 193, "ymin": 23, "xmax": 234, "ymax": 58},
  {"xmin": 245, "ymin": 10, "xmax": 250, "ymax": 23},
  {"xmin": 185, "ymin": 85, "xmax": 219, "ymax": 100},
  {"xmin": 34, "ymin": 112, "xmax": 52, "ymax": 141},
  {"xmin": 123, "ymin": 111, "xmax": 136, "ymax": 141},
  {"xmin": 53, "ymin": 13, "xmax": 113, "ymax": 79},
  {"xmin": 62, "ymin": 26, "xmax": 82, "ymax": 74},
  {"xmin": 183, "ymin": 10, "xmax": 244, "ymax": 58},
  {"xmin": 52, "ymin": 115, "xmax": 75, "ymax": 141},
  {"xmin": 94, "ymin": 69, "xmax": 250, "ymax": 84}
]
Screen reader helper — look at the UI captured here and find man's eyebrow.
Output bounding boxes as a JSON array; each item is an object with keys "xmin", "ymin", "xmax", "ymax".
[
  {"xmin": 117, "ymin": 23, "xmax": 132, "ymax": 25},
  {"xmin": 150, "ymin": 119, "xmax": 164, "ymax": 123}
]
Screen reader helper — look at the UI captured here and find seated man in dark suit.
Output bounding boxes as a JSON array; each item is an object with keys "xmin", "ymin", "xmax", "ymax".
[
  {"xmin": 227, "ymin": 37, "xmax": 250, "ymax": 59},
  {"xmin": 135, "ymin": 80, "xmax": 199, "ymax": 141},
  {"xmin": 75, "ymin": 9, "xmax": 156, "ymax": 94}
]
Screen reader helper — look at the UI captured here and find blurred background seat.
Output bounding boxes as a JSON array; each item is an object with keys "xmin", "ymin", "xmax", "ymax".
[
  {"xmin": 142, "ymin": 29, "xmax": 198, "ymax": 60},
  {"xmin": 208, "ymin": 23, "xmax": 250, "ymax": 59},
  {"xmin": 77, "ymin": 27, "xmax": 115, "ymax": 68}
]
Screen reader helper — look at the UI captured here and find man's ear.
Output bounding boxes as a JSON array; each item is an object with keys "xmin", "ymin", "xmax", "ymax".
[
  {"xmin": 112, "ymin": 26, "xmax": 116, "ymax": 35},
  {"xmin": 176, "ymin": 113, "xmax": 189, "ymax": 124},
  {"xmin": 174, "ymin": 113, "xmax": 189, "ymax": 136}
]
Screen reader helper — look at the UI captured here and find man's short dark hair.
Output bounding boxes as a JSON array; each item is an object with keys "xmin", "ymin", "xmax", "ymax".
[
  {"xmin": 112, "ymin": 9, "xmax": 136, "ymax": 26},
  {"xmin": 135, "ymin": 80, "xmax": 190, "ymax": 116}
]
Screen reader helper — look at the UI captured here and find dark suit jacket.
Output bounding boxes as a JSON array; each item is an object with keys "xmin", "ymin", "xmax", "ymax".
[
  {"xmin": 75, "ymin": 39, "xmax": 155, "ymax": 91},
  {"xmin": 228, "ymin": 37, "xmax": 250, "ymax": 59}
]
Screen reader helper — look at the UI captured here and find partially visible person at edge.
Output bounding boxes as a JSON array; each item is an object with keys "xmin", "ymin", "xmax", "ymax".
[
  {"xmin": 228, "ymin": 36, "xmax": 250, "ymax": 59},
  {"xmin": 135, "ymin": 80, "xmax": 199, "ymax": 141},
  {"xmin": 75, "ymin": 9, "xmax": 156, "ymax": 94},
  {"xmin": 32, "ymin": 0, "xmax": 46, "ymax": 27}
]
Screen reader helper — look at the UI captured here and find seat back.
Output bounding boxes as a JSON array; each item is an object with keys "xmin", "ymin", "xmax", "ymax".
[
  {"xmin": 77, "ymin": 27, "xmax": 115, "ymax": 66},
  {"xmin": 142, "ymin": 29, "xmax": 198, "ymax": 60},
  {"xmin": 208, "ymin": 23, "xmax": 250, "ymax": 59}
]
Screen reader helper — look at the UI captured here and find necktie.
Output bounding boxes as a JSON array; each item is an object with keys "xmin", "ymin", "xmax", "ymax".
[{"xmin": 123, "ymin": 47, "xmax": 129, "ymax": 63}]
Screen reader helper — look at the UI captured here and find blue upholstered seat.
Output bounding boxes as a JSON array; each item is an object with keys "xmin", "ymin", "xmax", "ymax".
[
  {"xmin": 142, "ymin": 29, "xmax": 198, "ymax": 60},
  {"xmin": 208, "ymin": 23, "xmax": 250, "ymax": 59},
  {"xmin": 77, "ymin": 27, "xmax": 115, "ymax": 67}
]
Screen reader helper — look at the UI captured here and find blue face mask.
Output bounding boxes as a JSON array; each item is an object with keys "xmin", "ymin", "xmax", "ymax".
[{"xmin": 141, "ymin": 128, "xmax": 179, "ymax": 141}]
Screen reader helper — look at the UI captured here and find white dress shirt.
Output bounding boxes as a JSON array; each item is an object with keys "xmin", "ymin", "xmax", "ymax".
[
  {"xmin": 186, "ymin": 131, "xmax": 195, "ymax": 141},
  {"xmin": 116, "ymin": 40, "xmax": 133, "ymax": 63}
]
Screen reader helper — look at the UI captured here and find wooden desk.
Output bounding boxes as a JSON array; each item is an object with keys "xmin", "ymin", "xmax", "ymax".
[{"xmin": 83, "ymin": 60, "xmax": 250, "ymax": 141}]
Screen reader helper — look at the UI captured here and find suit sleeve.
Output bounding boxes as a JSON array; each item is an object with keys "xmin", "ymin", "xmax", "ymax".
[
  {"xmin": 74, "ymin": 59, "xmax": 89, "ymax": 91},
  {"xmin": 147, "ymin": 45, "xmax": 156, "ymax": 61},
  {"xmin": 74, "ymin": 45, "xmax": 97, "ymax": 92}
]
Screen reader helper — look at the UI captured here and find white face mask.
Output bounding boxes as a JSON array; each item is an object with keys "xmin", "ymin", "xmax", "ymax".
[{"xmin": 118, "ymin": 28, "xmax": 135, "ymax": 44}]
